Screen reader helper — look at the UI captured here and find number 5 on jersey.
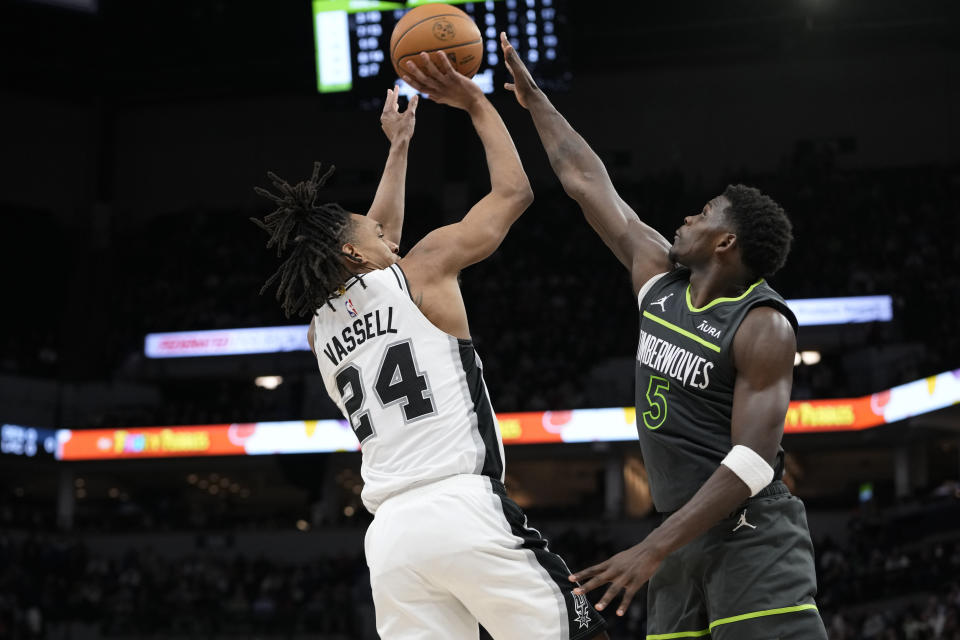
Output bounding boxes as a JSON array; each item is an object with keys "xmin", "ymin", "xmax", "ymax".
[
  {"xmin": 643, "ymin": 375, "xmax": 669, "ymax": 430},
  {"xmin": 334, "ymin": 340, "xmax": 436, "ymax": 444}
]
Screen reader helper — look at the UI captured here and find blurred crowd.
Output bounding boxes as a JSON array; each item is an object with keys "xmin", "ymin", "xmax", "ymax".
[
  {"xmin": 0, "ymin": 537, "xmax": 372, "ymax": 639},
  {"xmin": 825, "ymin": 589, "xmax": 960, "ymax": 640},
  {"xmin": 3, "ymin": 161, "xmax": 960, "ymax": 426},
  {"xmin": 818, "ymin": 498, "xmax": 960, "ymax": 609},
  {"xmin": 818, "ymin": 497, "xmax": 960, "ymax": 639},
  {"xmin": 1, "ymin": 494, "xmax": 958, "ymax": 639}
]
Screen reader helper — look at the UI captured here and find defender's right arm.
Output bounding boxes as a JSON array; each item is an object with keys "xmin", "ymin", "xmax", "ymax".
[{"xmin": 500, "ymin": 33, "xmax": 672, "ymax": 295}]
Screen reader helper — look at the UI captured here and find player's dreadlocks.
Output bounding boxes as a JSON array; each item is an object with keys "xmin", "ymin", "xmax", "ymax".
[
  {"xmin": 251, "ymin": 162, "xmax": 357, "ymax": 318},
  {"xmin": 721, "ymin": 184, "xmax": 793, "ymax": 280}
]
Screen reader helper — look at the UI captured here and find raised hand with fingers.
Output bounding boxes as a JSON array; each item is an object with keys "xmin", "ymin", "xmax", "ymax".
[
  {"xmin": 380, "ymin": 85, "xmax": 419, "ymax": 145},
  {"xmin": 401, "ymin": 52, "xmax": 484, "ymax": 111},
  {"xmin": 568, "ymin": 541, "xmax": 665, "ymax": 617},
  {"xmin": 500, "ymin": 32, "xmax": 542, "ymax": 109}
]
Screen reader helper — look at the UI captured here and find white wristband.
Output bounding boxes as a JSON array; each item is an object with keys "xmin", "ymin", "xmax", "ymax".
[{"xmin": 721, "ymin": 445, "xmax": 774, "ymax": 497}]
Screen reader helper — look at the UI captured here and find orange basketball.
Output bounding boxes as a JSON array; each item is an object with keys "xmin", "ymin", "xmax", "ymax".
[{"xmin": 390, "ymin": 3, "xmax": 483, "ymax": 79}]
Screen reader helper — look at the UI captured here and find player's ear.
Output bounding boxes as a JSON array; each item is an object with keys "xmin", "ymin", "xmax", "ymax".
[
  {"xmin": 342, "ymin": 242, "xmax": 365, "ymax": 264},
  {"xmin": 715, "ymin": 232, "xmax": 737, "ymax": 254}
]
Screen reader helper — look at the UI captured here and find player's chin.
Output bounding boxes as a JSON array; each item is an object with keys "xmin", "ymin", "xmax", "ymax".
[{"xmin": 667, "ymin": 246, "xmax": 680, "ymax": 263}]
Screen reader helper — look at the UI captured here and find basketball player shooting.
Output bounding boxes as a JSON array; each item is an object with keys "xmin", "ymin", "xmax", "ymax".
[
  {"xmin": 499, "ymin": 33, "xmax": 828, "ymax": 639},
  {"xmin": 252, "ymin": 54, "xmax": 607, "ymax": 640}
]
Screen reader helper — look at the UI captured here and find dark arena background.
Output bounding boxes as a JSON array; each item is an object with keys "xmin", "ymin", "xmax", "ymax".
[{"xmin": 2, "ymin": 0, "xmax": 960, "ymax": 638}]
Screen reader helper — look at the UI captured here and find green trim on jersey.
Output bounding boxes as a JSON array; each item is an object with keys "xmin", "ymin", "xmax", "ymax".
[
  {"xmin": 642, "ymin": 311, "xmax": 721, "ymax": 353},
  {"xmin": 646, "ymin": 603, "xmax": 820, "ymax": 639},
  {"xmin": 646, "ymin": 630, "xmax": 711, "ymax": 639},
  {"xmin": 685, "ymin": 279, "xmax": 765, "ymax": 313}
]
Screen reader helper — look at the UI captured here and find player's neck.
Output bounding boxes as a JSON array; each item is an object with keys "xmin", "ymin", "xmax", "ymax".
[
  {"xmin": 687, "ymin": 264, "xmax": 755, "ymax": 309},
  {"xmin": 345, "ymin": 263, "xmax": 379, "ymax": 277}
]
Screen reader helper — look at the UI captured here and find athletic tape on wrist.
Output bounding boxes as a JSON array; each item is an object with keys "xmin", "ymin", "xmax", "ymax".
[{"xmin": 720, "ymin": 445, "xmax": 774, "ymax": 497}]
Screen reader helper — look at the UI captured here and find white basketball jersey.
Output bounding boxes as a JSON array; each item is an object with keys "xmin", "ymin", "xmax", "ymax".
[{"xmin": 311, "ymin": 264, "xmax": 505, "ymax": 514}]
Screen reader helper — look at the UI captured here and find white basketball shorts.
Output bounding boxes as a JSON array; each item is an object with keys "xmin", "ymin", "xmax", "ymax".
[{"xmin": 364, "ymin": 474, "xmax": 607, "ymax": 640}]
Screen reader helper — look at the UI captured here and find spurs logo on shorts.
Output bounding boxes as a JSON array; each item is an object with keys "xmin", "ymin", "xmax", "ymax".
[{"xmin": 573, "ymin": 592, "xmax": 592, "ymax": 629}]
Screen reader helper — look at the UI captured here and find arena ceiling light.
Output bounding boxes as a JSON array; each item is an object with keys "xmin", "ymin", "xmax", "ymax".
[{"xmin": 254, "ymin": 376, "xmax": 283, "ymax": 390}]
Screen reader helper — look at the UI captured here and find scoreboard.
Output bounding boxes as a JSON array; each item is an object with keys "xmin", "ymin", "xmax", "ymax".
[{"xmin": 312, "ymin": 0, "xmax": 568, "ymax": 96}]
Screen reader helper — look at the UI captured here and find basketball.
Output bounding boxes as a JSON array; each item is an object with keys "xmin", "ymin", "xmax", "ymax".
[{"xmin": 390, "ymin": 3, "xmax": 483, "ymax": 79}]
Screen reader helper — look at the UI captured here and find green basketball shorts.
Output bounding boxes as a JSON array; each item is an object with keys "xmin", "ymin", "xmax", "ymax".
[{"xmin": 646, "ymin": 482, "xmax": 827, "ymax": 640}]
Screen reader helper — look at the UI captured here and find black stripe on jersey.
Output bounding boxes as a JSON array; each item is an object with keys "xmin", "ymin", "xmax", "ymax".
[
  {"xmin": 388, "ymin": 264, "xmax": 404, "ymax": 292},
  {"xmin": 457, "ymin": 340, "xmax": 503, "ymax": 481},
  {"xmin": 343, "ymin": 273, "xmax": 367, "ymax": 291},
  {"xmin": 393, "ymin": 263, "xmax": 415, "ymax": 303},
  {"xmin": 489, "ymin": 480, "xmax": 607, "ymax": 640},
  {"xmin": 324, "ymin": 276, "xmax": 366, "ymax": 309},
  {"xmin": 343, "ymin": 275, "xmax": 365, "ymax": 292}
]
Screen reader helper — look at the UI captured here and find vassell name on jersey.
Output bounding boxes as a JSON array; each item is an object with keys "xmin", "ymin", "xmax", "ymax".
[{"xmin": 321, "ymin": 307, "xmax": 398, "ymax": 366}]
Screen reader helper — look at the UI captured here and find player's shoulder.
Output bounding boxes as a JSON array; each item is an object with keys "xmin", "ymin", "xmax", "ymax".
[
  {"xmin": 739, "ymin": 305, "xmax": 794, "ymax": 336},
  {"xmin": 751, "ymin": 279, "xmax": 789, "ymax": 303},
  {"xmin": 395, "ymin": 252, "xmax": 453, "ymax": 304},
  {"xmin": 733, "ymin": 306, "xmax": 797, "ymax": 367},
  {"xmin": 314, "ymin": 268, "xmax": 406, "ymax": 319},
  {"xmin": 343, "ymin": 266, "xmax": 408, "ymax": 296},
  {"xmin": 364, "ymin": 264, "xmax": 407, "ymax": 290},
  {"xmin": 743, "ymin": 280, "xmax": 799, "ymax": 336},
  {"xmin": 637, "ymin": 266, "xmax": 688, "ymax": 307}
]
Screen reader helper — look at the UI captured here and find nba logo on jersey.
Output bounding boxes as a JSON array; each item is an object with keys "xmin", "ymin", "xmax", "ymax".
[{"xmin": 345, "ymin": 299, "xmax": 358, "ymax": 317}]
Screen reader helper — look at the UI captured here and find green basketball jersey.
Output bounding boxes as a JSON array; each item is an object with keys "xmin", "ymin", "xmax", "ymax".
[{"xmin": 635, "ymin": 267, "xmax": 798, "ymax": 513}]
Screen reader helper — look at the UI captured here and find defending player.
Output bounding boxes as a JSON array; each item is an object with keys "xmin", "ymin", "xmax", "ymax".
[
  {"xmin": 498, "ymin": 33, "xmax": 827, "ymax": 639},
  {"xmin": 252, "ymin": 56, "xmax": 607, "ymax": 640}
]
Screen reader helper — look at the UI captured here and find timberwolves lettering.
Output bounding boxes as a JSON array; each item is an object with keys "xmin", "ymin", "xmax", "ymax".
[
  {"xmin": 637, "ymin": 329, "xmax": 714, "ymax": 390},
  {"xmin": 323, "ymin": 307, "xmax": 398, "ymax": 366}
]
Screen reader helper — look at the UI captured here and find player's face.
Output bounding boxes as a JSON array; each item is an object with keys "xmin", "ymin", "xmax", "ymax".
[
  {"xmin": 668, "ymin": 196, "xmax": 733, "ymax": 266},
  {"xmin": 344, "ymin": 214, "xmax": 400, "ymax": 270}
]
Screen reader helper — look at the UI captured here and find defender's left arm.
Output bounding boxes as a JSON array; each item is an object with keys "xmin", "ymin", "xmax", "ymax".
[
  {"xmin": 366, "ymin": 86, "xmax": 419, "ymax": 246},
  {"xmin": 570, "ymin": 307, "xmax": 796, "ymax": 616}
]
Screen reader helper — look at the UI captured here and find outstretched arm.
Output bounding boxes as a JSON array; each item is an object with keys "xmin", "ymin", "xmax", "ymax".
[
  {"xmin": 500, "ymin": 33, "xmax": 672, "ymax": 295},
  {"xmin": 569, "ymin": 307, "xmax": 797, "ymax": 616},
  {"xmin": 401, "ymin": 53, "xmax": 533, "ymax": 274},
  {"xmin": 366, "ymin": 86, "xmax": 419, "ymax": 246}
]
